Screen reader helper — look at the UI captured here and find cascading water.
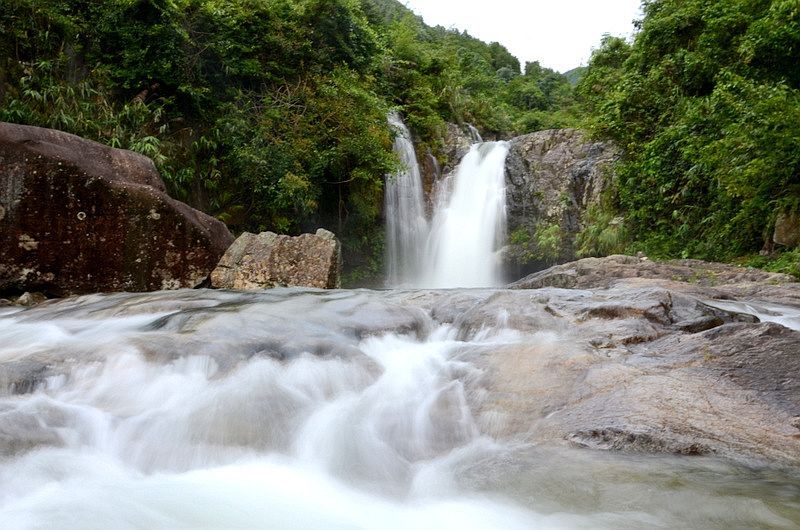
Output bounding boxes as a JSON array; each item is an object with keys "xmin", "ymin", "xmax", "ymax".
[
  {"xmin": 385, "ymin": 113, "xmax": 429, "ymax": 287},
  {"xmin": 466, "ymin": 123, "xmax": 483, "ymax": 143},
  {"xmin": 0, "ymin": 289, "xmax": 797, "ymax": 529},
  {"xmin": 384, "ymin": 115, "xmax": 510, "ymax": 289},
  {"xmin": 421, "ymin": 142, "xmax": 510, "ymax": 288}
]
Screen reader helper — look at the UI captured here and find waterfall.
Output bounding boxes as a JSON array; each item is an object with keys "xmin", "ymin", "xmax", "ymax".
[
  {"xmin": 466, "ymin": 123, "xmax": 483, "ymax": 143},
  {"xmin": 385, "ymin": 112, "xmax": 428, "ymax": 287},
  {"xmin": 385, "ymin": 115, "xmax": 509, "ymax": 289},
  {"xmin": 421, "ymin": 142, "xmax": 509, "ymax": 288}
]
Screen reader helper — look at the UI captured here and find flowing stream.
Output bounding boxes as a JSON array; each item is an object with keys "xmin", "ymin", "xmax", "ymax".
[
  {"xmin": 385, "ymin": 116, "xmax": 509, "ymax": 288},
  {"xmin": 704, "ymin": 299, "xmax": 800, "ymax": 331},
  {"xmin": 0, "ymin": 290, "xmax": 798, "ymax": 529}
]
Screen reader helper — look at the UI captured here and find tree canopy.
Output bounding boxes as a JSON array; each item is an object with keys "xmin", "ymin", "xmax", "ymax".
[{"xmin": 577, "ymin": 0, "xmax": 800, "ymax": 265}]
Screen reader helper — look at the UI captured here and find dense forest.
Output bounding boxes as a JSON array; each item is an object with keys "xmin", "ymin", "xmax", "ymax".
[
  {"xmin": 0, "ymin": 0, "xmax": 577, "ymax": 282},
  {"xmin": 2, "ymin": 0, "xmax": 798, "ymax": 278},
  {"xmin": 577, "ymin": 0, "xmax": 800, "ymax": 273}
]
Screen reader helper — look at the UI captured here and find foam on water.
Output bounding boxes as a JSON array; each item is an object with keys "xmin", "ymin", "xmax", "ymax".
[
  {"xmin": 704, "ymin": 299, "xmax": 800, "ymax": 331},
  {"xmin": 0, "ymin": 290, "xmax": 797, "ymax": 529}
]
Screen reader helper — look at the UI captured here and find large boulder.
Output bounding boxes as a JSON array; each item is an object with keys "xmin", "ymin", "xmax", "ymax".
[
  {"xmin": 504, "ymin": 129, "xmax": 618, "ymax": 274},
  {"xmin": 211, "ymin": 229, "xmax": 342, "ymax": 290},
  {"xmin": 0, "ymin": 122, "xmax": 234, "ymax": 296},
  {"xmin": 773, "ymin": 210, "xmax": 800, "ymax": 248}
]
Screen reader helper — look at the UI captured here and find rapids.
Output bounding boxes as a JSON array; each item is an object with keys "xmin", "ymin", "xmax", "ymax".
[{"xmin": 0, "ymin": 289, "xmax": 798, "ymax": 529}]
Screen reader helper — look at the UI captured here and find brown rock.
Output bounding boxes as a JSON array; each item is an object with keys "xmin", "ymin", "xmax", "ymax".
[
  {"xmin": 15, "ymin": 292, "xmax": 47, "ymax": 307},
  {"xmin": 773, "ymin": 211, "xmax": 800, "ymax": 247},
  {"xmin": 0, "ymin": 122, "xmax": 234, "ymax": 296},
  {"xmin": 211, "ymin": 229, "xmax": 341, "ymax": 290}
]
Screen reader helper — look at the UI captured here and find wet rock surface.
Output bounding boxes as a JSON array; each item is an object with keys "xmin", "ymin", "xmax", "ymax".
[
  {"xmin": 210, "ymin": 229, "xmax": 342, "ymax": 290},
  {"xmin": 0, "ymin": 122, "xmax": 234, "ymax": 296},
  {"xmin": 442, "ymin": 123, "xmax": 477, "ymax": 174},
  {"xmin": 15, "ymin": 292, "xmax": 47, "ymax": 307},
  {"xmin": 1, "ymin": 257, "xmax": 799, "ymax": 469}
]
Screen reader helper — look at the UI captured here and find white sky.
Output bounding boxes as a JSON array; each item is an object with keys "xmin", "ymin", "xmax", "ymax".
[{"xmin": 400, "ymin": 0, "xmax": 643, "ymax": 72}]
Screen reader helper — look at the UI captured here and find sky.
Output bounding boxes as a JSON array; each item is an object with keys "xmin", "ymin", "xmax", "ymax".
[{"xmin": 400, "ymin": 0, "xmax": 643, "ymax": 73}]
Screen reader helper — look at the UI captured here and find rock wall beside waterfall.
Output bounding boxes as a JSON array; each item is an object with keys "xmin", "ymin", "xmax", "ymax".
[
  {"xmin": 442, "ymin": 123, "xmax": 476, "ymax": 174},
  {"xmin": 504, "ymin": 129, "xmax": 619, "ymax": 275},
  {"xmin": 409, "ymin": 122, "xmax": 471, "ymax": 211},
  {"xmin": 0, "ymin": 122, "xmax": 234, "ymax": 296}
]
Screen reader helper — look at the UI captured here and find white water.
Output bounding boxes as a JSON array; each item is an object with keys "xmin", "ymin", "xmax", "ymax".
[
  {"xmin": 466, "ymin": 123, "xmax": 483, "ymax": 143},
  {"xmin": 385, "ymin": 117, "xmax": 509, "ymax": 289},
  {"xmin": 704, "ymin": 299, "xmax": 800, "ymax": 331},
  {"xmin": 421, "ymin": 142, "xmax": 510, "ymax": 288},
  {"xmin": 385, "ymin": 113, "xmax": 429, "ymax": 286},
  {"xmin": 0, "ymin": 292, "xmax": 563, "ymax": 529},
  {"xmin": 0, "ymin": 290, "xmax": 798, "ymax": 529}
]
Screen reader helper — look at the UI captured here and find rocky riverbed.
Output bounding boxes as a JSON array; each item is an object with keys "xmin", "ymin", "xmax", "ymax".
[
  {"xmin": 1, "ymin": 256, "xmax": 799, "ymax": 528},
  {"xmin": 1, "ymin": 255, "xmax": 799, "ymax": 470}
]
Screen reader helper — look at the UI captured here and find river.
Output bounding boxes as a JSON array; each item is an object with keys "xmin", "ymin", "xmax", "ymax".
[{"xmin": 0, "ymin": 289, "xmax": 797, "ymax": 529}]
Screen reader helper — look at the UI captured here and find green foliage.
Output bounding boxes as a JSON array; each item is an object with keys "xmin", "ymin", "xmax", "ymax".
[
  {"xmin": 578, "ymin": 0, "xmax": 800, "ymax": 261},
  {"xmin": 1, "ymin": 0, "xmax": 392, "ymax": 232},
  {"xmin": 0, "ymin": 0, "xmax": 588, "ymax": 276},
  {"xmin": 563, "ymin": 66, "xmax": 587, "ymax": 86},
  {"xmin": 576, "ymin": 209, "xmax": 628, "ymax": 258},
  {"xmin": 508, "ymin": 222, "xmax": 567, "ymax": 265},
  {"xmin": 534, "ymin": 223, "xmax": 564, "ymax": 261},
  {"xmin": 740, "ymin": 249, "xmax": 800, "ymax": 279},
  {"xmin": 377, "ymin": 11, "xmax": 581, "ymax": 144}
]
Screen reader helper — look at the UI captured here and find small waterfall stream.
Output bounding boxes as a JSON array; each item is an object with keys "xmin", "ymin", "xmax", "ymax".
[
  {"xmin": 385, "ymin": 113, "xmax": 429, "ymax": 286},
  {"xmin": 466, "ymin": 123, "xmax": 483, "ymax": 143},
  {"xmin": 385, "ymin": 117, "xmax": 509, "ymax": 288}
]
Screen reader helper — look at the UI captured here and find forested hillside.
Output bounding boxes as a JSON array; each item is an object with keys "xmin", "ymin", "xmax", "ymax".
[
  {"xmin": 577, "ymin": 0, "xmax": 800, "ymax": 273},
  {"xmin": 0, "ymin": 0, "xmax": 576, "ymax": 280},
  {"xmin": 3, "ymin": 0, "xmax": 798, "ymax": 277}
]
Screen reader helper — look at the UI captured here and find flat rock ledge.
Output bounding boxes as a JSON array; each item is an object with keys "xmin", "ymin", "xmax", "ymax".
[
  {"xmin": 510, "ymin": 254, "xmax": 795, "ymax": 290},
  {"xmin": 462, "ymin": 254, "xmax": 800, "ymax": 468}
]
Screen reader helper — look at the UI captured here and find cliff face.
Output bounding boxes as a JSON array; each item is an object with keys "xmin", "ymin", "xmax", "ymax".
[{"xmin": 503, "ymin": 128, "xmax": 619, "ymax": 276}]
